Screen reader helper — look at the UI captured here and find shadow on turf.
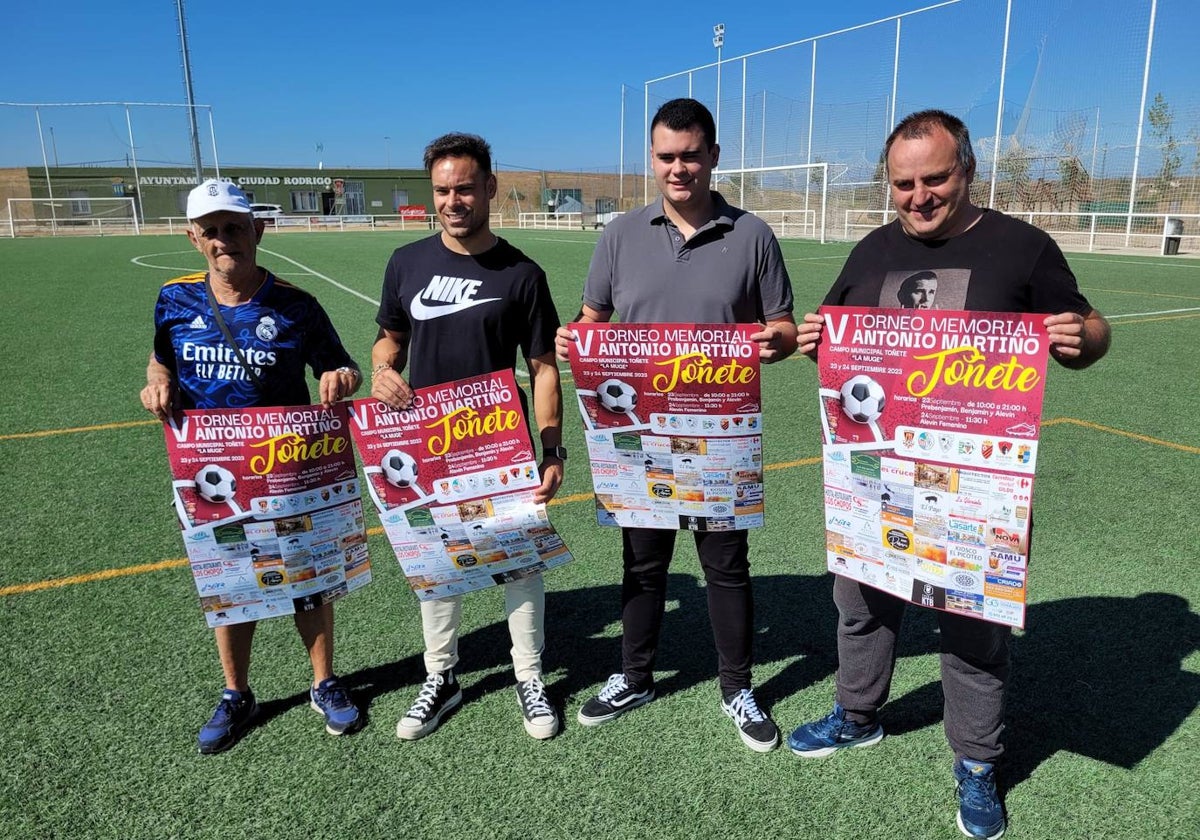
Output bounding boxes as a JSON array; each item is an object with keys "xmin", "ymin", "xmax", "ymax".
[{"xmin": 254, "ymin": 581, "xmax": 1200, "ymax": 789}]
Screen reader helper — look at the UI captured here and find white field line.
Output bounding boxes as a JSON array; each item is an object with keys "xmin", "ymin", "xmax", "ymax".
[
  {"xmin": 131, "ymin": 250, "xmax": 317, "ymax": 275},
  {"xmin": 1107, "ymin": 307, "xmax": 1200, "ymax": 319},
  {"xmin": 258, "ymin": 248, "xmax": 378, "ymax": 305}
]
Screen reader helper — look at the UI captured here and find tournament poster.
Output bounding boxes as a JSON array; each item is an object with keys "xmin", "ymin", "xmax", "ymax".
[
  {"xmin": 818, "ymin": 306, "xmax": 1050, "ymax": 628},
  {"xmin": 348, "ymin": 369, "xmax": 573, "ymax": 601},
  {"xmin": 567, "ymin": 322, "xmax": 764, "ymax": 532},
  {"xmin": 162, "ymin": 402, "xmax": 371, "ymax": 628}
]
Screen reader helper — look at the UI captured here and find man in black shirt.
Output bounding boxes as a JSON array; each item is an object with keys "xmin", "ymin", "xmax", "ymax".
[
  {"xmin": 371, "ymin": 133, "xmax": 565, "ymax": 741},
  {"xmin": 791, "ymin": 110, "xmax": 1110, "ymax": 840}
]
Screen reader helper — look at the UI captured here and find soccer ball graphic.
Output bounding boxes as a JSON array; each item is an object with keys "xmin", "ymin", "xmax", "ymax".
[
  {"xmin": 839, "ymin": 375, "xmax": 886, "ymax": 424},
  {"xmin": 597, "ymin": 378, "xmax": 638, "ymax": 414},
  {"xmin": 380, "ymin": 449, "xmax": 419, "ymax": 488},
  {"xmin": 194, "ymin": 464, "xmax": 237, "ymax": 503}
]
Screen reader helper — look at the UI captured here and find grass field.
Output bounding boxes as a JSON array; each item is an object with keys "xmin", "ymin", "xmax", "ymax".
[{"xmin": 0, "ymin": 229, "xmax": 1197, "ymax": 840}]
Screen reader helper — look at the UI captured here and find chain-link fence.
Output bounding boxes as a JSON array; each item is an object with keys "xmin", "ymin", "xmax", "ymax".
[{"xmin": 622, "ymin": 0, "xmax": 1200, "ymax": 252}]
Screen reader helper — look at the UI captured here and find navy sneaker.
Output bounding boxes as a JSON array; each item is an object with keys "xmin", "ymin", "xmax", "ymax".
[
  {"xmin": 198, "ymin": 688, "xmax": 259, "ymax": 754},
  {"xmin": 516, "ymin": 675, "xmax": 560, "ymax": 740},
  {"xmin": 787, "ymin": 702, "xmax": 884, "ymax": 757},
  {"xmin": 396, "ymin": 669, "xmax": 462, "ymax": 741},
  {"xmin": 577, "ymin": 674, "xmax": 655, "ymax": 726},
  {"xmin": 955, "ymin": 758, "xmax": 1006, "ymax": 840},
  {"xmin": 309, "ymin": 676, "xmax": 362, "ymax": 735},
  {"xmin": 722, "ymin": 688, "xmax": 780, "ymax": 752}
]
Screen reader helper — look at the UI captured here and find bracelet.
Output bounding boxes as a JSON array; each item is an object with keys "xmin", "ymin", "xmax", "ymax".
[
  {"xmin": 371, "ymin": 362, "xmax": 393, "ymax": 379},
  {"xmin": 336, "ymin": 366, "xmax": 361, "ymax": 380}
]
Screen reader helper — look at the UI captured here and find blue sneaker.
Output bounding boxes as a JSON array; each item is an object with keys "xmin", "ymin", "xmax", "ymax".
[
  {"xmin": 787, "ymin": 702, "xmax": 884, "ymax": 757},
  {"xmin": 309, "ymin": 677, "xmax": 362, "ymax": 735},
  {"xmin": 198, "ymin": 688, "xmax": 259, "ymax": 754},
  {"xmin": 955, "ymin": 758, "xmax": 1006, "ymax": 839}
]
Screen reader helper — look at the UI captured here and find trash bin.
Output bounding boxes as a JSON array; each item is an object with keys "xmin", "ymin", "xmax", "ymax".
[{"xmin": 1163, "ymin": 217, "xmax": 1183, "ymax": 255}]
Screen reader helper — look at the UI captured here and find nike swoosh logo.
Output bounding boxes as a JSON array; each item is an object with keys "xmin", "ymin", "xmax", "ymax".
[{"xmin": 410, "ymin": 295, "xmax": 501, "ymax": 320}]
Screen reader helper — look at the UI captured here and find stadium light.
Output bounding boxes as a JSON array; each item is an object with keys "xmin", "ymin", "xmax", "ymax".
[
  {"xmin": 384, "ymin": 135, "xmax": 391, "ymax": 169},
  {"xmin": 713, "ymin": 23, "xmax": 725, "ymax": 145}
]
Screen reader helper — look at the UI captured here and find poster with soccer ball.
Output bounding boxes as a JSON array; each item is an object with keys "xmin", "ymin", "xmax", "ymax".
[
  {"xmin": 348, "ymin": 369, "xmax": 574, "ymax": 601},
  {"xmin": 816, "ymin": 305, "xmax": 1051, "ymax": 628},
  {"xmin": 160, "ymin": 402, "xmax": 371, "ymax": 628},
  {"xmin": 566, "ymin": 322, "xmax": 764, "ymax": 532}
]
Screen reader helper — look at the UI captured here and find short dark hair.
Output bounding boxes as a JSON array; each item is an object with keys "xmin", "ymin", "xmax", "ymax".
[
  {"xmin": 898, "ymin": 270, "xmax": 938, "ymax": 294},
  {"xmin": 884, "ymin": 109, "xmax": 975, "ymax": 176},
  {"xmin": 651, "ymin": 98, "xmax": 717, "ymax": 149},
  {"xmin": 423, "ymin": 133, "xmax": 492, "ymax": 175}
]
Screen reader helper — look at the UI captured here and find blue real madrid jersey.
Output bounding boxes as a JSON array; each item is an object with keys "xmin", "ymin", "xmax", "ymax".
[{"xmin": 153, "ymin": 271, "xmax": 355, "ymax": 409}]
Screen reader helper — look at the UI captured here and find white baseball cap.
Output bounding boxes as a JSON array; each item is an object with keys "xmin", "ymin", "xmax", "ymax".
[{"xmin": 187, "ymin": 179, "xmax": 252, "ymax": 219}]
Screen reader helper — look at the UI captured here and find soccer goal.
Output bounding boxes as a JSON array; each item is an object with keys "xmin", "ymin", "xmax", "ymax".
[
  {"xmin": 712, "ymin": 162, "xmax": 828, "ymax": 243},
  {"xmin": 6, "ymin": 197, "xmax": 140, "ymax": 238}
]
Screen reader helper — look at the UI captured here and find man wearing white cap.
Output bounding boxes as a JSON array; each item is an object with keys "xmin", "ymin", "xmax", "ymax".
[{"xmin": 140, "ymin": 179, "xmax": 364, "ymax": 753}]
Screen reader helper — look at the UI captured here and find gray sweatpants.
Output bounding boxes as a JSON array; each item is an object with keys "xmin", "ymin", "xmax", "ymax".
[{"xmin": 833, "ymin": 574, "xmax": 1011, "ymax": 763}]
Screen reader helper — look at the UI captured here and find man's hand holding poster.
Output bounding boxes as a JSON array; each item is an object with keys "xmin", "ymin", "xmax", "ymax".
[
  {"xmin": 348, "ymin": 369, "xmax": 573, "ymax": 601},
  {"xmin": 817, "ymin": 306, "xmax": 1050, "ymax": 628},
  {"xmin": 162, "ymin": 402, "xmax": 371, "ymax": 628},
  {"xmin": 567, "ymin": 322, "xmax": 764, "ymax": 532}
]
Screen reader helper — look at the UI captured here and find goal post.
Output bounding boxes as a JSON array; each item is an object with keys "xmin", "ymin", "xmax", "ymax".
[
  {"xmin": 6, "ymin": 197, "xmax": 140, "ymax": 238},
  {"xmin": 712, "ymin": 162, "xmax": 828, "ymax": 243}
]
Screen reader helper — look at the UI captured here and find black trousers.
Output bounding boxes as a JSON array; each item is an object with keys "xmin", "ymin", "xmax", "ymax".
[{"xmin": 620, "ymin": 527, "xmax": 754, "ymax": 696}]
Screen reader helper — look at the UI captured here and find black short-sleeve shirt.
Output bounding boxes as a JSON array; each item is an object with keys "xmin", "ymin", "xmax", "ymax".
[
  {"xmin": 823, "ymin": 210, "xmax": 1092, "ymax": 316},
  {"xmin": 376, "ymin": 235, "xmax": 561, "ymax": 389}
]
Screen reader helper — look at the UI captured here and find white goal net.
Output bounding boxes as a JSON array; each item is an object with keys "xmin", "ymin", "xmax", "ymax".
[
  {"xmin": 6, "ymin": 197, "xmax": 140, "ymax": 237},
  {"xmin": 713, "ymin": 162, "xmax": 828, "ymax": 242}
]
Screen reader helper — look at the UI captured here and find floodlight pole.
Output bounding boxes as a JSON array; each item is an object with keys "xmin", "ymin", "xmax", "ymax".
[
  {"xmin": 1126, "ymin": 0, "xmax": 1157, "ymax": 247},
  {"xmin": 713, "ymin": 24, "xmax": 725, "ymax": 145},
  {"xmin": 125, "ymin": 105, "xmax": 144, "ymax": 225},
  {"xmin": 34, "ymin": 107, "xmax": 57, "ymax": 232},
  {"xmin": 175, "ymin": 0, "xmax": 204, "ymax": 181},
  {"xmin": 619, "ymin": 85, "xmax": 625, "ymax": 205},
  {"xmin": 988, "ymin": 0, "xmax": 1013, "ymax": 209},
  {"xmin": 384, "ymin": 136, "xmax": 391, "ymax": 169}
]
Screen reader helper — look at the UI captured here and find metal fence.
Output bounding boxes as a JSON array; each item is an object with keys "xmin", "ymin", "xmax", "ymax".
[{"xmin": 623, "ymin": 0, "xmax": 1200, "ymax": 251}]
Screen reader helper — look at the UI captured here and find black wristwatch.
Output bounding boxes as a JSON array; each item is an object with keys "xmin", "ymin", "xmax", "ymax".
[{"xmin": 544, "ymin": 445, "xmax": 568, "ymax": 461}]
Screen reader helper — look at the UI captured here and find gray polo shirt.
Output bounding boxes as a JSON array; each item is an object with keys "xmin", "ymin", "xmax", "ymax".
[{"xmin": 582, "ymin": 192, "xmax": 794, "ymax": 324}]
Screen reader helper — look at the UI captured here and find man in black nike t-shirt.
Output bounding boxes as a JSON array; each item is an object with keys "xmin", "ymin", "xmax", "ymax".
[{"xmin": 370, "ymin": 133, "xmax": 565, "ymax": 742}]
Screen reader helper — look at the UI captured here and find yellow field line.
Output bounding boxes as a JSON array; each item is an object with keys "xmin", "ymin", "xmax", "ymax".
[
  {"xmin": 0, "ymin": 557, "xmax": 190, "ymax": 596},
  {"xmin": 2, "ymin": 422, "xmax": 1190, "ymax": 598},
  {"xmin": 0, "ymin": 418, "xmax": 158, "ymax": 441},
  {"xmin": 1043, "ymin": 417, "xmax": 1200, "ymax": 454}
]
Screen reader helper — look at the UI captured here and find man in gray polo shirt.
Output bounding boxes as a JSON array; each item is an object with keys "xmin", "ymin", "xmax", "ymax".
[{"xmin": 555, "ymin": 98, "xmax": 798, "ymax": 752}]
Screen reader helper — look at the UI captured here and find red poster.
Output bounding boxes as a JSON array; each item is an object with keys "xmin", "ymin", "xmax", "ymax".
[
  {"xmin": 162, "ymin": 402, "xmax": 371, "ymax": 627},
  {"xmin": 817, "ymin": 306, "xmax": 1050, "ymax": 628},
  {"xmin": 567, "ymin": 322, "xmax": 763, "ymax": 531},
  {"xmin": 348, "ymin": 369, "xmax": 573, "ymax": 600}
]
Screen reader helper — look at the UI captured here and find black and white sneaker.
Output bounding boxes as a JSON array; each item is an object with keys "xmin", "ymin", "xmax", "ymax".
[
  {"xmin": 396, "ymin": 669, "xmax": 462, "ymax": 741},
  {"xmin": 721, "ymin": 687, "xmax": 780, "ymax": 752},
  {"xmin": 516, "ymin": 675, "xmax": 560, "ymax": 740},
  {"xmin": 577, "ymin": 673, "xmax": 655, "ymax": 726}
]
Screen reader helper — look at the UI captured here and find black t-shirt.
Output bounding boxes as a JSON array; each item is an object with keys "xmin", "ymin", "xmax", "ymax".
[
  {"xmin": 823, "ymin": 210, "xmax": 1093, "ymax": 316},
  {"xmin": 376, "ymin": 235, "xmax": 561, "ymax": 389}
]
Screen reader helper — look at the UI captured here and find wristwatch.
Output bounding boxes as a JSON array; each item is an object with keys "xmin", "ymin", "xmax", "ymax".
[{"xmin": 544, "ymin": 445, "xmax": 568, "ymax": 461}]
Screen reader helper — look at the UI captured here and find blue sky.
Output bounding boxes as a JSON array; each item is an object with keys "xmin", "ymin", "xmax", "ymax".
[{"xmin": 3, "ymin": 1, "xmax": 1194, "ymax": 173}]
